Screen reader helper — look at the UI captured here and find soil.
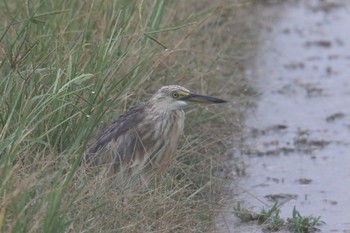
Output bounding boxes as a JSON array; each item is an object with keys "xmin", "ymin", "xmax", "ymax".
[{"xmin": 217, "ymin": 0, "xmax": 350, "ymax": 232}]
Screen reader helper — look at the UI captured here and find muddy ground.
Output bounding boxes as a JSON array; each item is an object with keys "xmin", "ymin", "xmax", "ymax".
[{"xmin": 217, "ymin": 0, "xmax": 350, "ymax": 232}]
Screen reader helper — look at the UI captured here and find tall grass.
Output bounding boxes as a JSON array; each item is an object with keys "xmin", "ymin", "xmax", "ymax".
[{"xmin": 0, "ymin": 0, "xmax": 254, "ymax": 232}]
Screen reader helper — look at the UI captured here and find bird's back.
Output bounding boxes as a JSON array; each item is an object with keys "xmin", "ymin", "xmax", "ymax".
[
  {"xmin": 83, "ymin": 105, "xmax": 146, "ymax": 169},
  {"xmin": 83, "ymin": 104, "xmax": 185, "ymax": 175}
]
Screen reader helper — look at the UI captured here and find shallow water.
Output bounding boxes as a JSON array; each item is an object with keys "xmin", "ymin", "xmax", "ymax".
[{"xmin": 218, "ymin": 0, "xmax": 350, "ymax": 232}]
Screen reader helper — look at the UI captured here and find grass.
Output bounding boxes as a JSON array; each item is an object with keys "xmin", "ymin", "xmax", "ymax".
[
  {"xmin": 287, "ymin": 207, "xmax": 323, "ymax": 233},
  {"xmin": 0, "ymin": 0, "xmax": 255, "ymax": 232},
  {"xmin": 233, "ymin": 203, "xmax": 323, "ymax": 232},
  {"xmin": 233, "ymin": 202, "xmax": 284, "ymax": 231}
]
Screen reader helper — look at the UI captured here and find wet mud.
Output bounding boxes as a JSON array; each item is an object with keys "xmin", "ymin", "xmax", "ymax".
[{"xmin": 218, "ymin": 0, "xmax": 350, "ymax": 232}]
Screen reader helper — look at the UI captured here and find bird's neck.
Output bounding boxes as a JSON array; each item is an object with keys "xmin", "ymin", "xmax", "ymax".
[{"xmin": 149, "ymin": 105, "xmax": 183, "ymax": 118}]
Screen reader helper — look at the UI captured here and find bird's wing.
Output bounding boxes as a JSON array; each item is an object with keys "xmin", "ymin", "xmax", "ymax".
[{"xmin": 84, "ymin": 104, "xmax": 146, "ymax": 163}]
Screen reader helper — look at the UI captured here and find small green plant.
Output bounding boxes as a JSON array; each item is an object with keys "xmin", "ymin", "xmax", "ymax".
[
  {"xmin": 259, "ymin": 203, "xmax": 284, "ymax": 231},
  {"xmin": 233, "ymin": 202, "xmax": 284, "ymax": 231},
  {"xmin": 287, "ymin": 207, "xmax": 323, "ymax": 233},
  {"xmin": 233, "ymin": 203, "xmax": 322, "ymax": 232}
]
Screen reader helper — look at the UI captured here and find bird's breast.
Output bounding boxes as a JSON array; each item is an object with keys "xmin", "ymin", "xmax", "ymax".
[{"xmin": 148, "ymin": 110, "xmax": 184, "ymax": 167}]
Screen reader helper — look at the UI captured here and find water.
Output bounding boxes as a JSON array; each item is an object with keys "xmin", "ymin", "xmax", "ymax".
[{"xmin": 218, "ymin": 1, "xmax": 350, "ymax": 232}]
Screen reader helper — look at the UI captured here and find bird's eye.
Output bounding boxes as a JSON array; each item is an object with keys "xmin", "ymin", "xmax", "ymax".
[{"xmin": 172, "ymin": 92, "xmax": 179, "ymax": 98}]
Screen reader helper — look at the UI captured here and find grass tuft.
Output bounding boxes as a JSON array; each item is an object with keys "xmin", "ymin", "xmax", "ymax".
[
  {"xmin": 233, "ymin": 203, "xmax": 323, "ymax": 232},
  {"xmin": 287, "ymin": 207, "xmax": 324, "ymax": 233}
]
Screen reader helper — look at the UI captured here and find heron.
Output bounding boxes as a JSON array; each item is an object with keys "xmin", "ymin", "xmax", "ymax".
[{"xmin": 83, "ymin": 85, "xmax": 226, "ymax": 179}]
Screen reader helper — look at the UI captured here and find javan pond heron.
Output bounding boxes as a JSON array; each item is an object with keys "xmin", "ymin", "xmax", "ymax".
[{"xmin": 83, "ymin": 85, "xmax": 227, "ymax": 178}]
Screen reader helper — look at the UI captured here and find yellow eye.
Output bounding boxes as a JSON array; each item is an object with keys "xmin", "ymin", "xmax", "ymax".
[{"xmin": 172, "ymin": 92, "xmax": 179, "ymax": 98}]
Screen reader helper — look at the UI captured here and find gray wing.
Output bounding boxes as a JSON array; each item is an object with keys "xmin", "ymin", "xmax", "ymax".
[{"xmin": 83, "ymin": 104, "xmax": 146, "ymax": 165}]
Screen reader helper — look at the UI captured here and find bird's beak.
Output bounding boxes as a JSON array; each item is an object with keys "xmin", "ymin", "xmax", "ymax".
[{"xmin": 181, "ymin": 93, "xmax": 227, "ymax": 104}]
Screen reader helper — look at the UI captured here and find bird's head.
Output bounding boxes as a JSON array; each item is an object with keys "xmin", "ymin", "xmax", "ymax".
[{"xmin": 149, "ymin": 85, "xmax": 227, "ymax": 111}]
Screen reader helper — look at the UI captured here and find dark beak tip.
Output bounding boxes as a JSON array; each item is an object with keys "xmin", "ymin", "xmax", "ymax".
[{"xmin": 210, "ymin": 97, "xmax": 227, "ymax": 104}]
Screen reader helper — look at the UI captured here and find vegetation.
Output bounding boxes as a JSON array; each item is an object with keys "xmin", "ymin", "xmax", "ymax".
[
  {"xmin": 233, "ymin": 203, "xmax": 323, "ymax": 232},
  {"xmin": 0, "ymin": 0, "xmax": 254, "ymax": 232}
]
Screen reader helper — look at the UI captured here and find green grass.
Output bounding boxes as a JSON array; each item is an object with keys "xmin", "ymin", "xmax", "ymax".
[
  {"xmin": 233, "ymin": 203, "xmax": 323, "ymax": 232},
  {"xmin": 0, "ymin": 0, "xmax": 255, "ymax": 232},
  {"xmin": 287, "ymin": 207, "xmax": 324, "ymax": 233}
]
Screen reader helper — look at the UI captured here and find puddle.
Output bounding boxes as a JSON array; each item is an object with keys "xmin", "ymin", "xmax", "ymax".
[{"xmin": 218, "ymin": 0, "xmax": 350, "ymax": 232}]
